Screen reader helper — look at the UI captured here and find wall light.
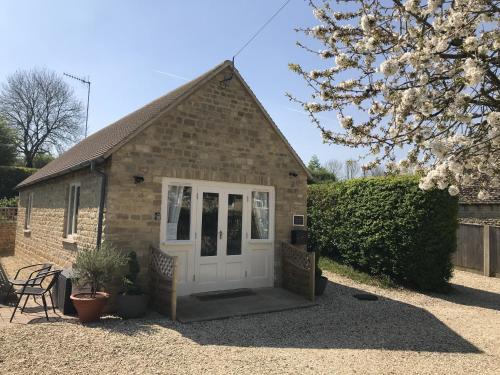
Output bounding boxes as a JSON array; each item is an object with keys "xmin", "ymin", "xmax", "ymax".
[{"xmin": 133, "ymin": 175, "xmax": 144, "ymax": 184}]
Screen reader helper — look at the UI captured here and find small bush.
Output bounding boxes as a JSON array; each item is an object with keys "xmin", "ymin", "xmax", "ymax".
[
  {"xmin": 0, "ymin": 197, "xmax": 17, "ymax": 207},
  {"xmin": 123, "ymin": 251, "xmax": 143, "ymax": 295},
  {"xmin": 72, "ymin": 242, "xmax": 127, "ymax": 297},
  {"xmin": 308, "ymin": 176, "xmax": 458, "ymax": 291},
  {"xmin": 0, "ymin": 166, "xmax": 37, "ymax": 199}
]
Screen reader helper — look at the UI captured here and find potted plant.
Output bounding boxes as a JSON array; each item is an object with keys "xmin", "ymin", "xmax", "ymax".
[
  {"xmin": 70, "ymin": 242, "xmax": 127, "ymax": 323},
  {"xmin": 116, "ymin": 251, "xmax": 148, "ymax": 318}
]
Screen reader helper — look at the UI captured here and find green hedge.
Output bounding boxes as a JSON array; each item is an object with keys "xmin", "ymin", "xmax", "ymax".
[
  {"xmin": 308, "ymin": 176, "xmax": 458, "ymax": 291},
  {"xmin": 0, "ymin": 166, "xmax": 37, "ymax": 199}
]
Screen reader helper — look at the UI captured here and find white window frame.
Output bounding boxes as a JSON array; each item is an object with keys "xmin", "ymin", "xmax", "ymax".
[
  {"xmin": 25, "ymin": 192, "xmax": 34, "ymax": 230},
  {"xmin": 160, "ymin": 178, "xmax": 275, "ymax": 245},
  {"xmin": 66, "ymin": 182, "xmax": 81, "ymax": 239},
  {"xmin": 292, "ymin": 214, "xmax": 305, "ymax": 227},
  {"xmin": 249, "ymin": 190, "xmax": 274, "ymax": 242},
  {"xmin": 162, "ymin": 182, "xmax": 195, "ymax": 244}
]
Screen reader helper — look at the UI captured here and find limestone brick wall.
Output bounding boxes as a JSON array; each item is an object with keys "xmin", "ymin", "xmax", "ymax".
[
  {"xmin": 15, "ymin": 167, "xmax": 104, "ymax": 268},
  {"xmin": 106, "ymin": 66, "xmax": 308, "ymax": 285},
  {"xmin": 0, "ymin": 221, "xmax": 16, "ymax": 256}
]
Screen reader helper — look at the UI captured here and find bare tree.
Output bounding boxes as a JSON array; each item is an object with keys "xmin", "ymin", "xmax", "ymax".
[
  {"xmin": 0, "ymin": 68, "xmax": 84, "ymax": 167},
  {"xmin": 345, "ymin": 159, "xmax": 360, "ymax": 180},
  {"xmin": 324, "ymin": 159, "xmax": 343, "ymax": 179},
  {"xmin": 367, "ymin": 165, "xmax": 385, "ymax": 177}
]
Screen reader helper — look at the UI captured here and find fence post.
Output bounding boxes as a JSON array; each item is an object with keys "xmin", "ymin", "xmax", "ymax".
[
  {"xmin": 483, "ymin": 225, "xmax": 492, "ymax": 277},
  {"xmin": 170, "ymin": 256, "xmax": 178, "ymax": 321}
]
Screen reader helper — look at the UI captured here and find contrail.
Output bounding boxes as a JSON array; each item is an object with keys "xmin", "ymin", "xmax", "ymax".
[{"xmin": 153, "ymin": 70, "xmax": 189, "ymax": 81}]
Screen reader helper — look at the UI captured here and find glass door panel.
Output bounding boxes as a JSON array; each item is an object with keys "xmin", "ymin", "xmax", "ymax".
[
  {"xmin": 200, "ymin": 192, "xmax": 219, "ymax": 257},
  {"xmin": 227, "ymin": 194, "xmax": 243, "ymax": 255}
]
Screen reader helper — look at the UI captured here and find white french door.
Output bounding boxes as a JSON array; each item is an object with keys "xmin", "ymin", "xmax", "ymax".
[
  {"xmin": 194, "ymin": 187, "xmax": 247, "ymax": 293},
  {"xmin": 160, "ymin": 178, "xmax": 275, "ymax": 296}
]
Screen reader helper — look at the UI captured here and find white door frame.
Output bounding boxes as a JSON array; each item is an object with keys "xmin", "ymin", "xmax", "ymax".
[{"xmin": 160, "ymin": 178, "xmax": 275, "ymax": 296}]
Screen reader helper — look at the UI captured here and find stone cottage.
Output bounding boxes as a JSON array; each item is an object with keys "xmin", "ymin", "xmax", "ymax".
[{"xmin": 14, "ymin": 60, "xmax": 310, "ymax": 296}]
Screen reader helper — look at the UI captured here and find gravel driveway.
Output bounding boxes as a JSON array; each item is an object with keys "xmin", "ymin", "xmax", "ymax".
[{"xmin": 1, "ymin": 269, "xmax": 499, "ymax": 375}]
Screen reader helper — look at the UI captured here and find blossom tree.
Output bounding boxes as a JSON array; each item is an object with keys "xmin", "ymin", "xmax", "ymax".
[{"xmin": 289, "ymin": 0, "xmax": 499, "ymax": 198}]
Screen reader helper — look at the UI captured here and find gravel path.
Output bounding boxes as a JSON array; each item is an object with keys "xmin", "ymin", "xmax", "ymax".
[{"xmin": 1, "ymin": 268, "xmax": 499, "ymax": 374}]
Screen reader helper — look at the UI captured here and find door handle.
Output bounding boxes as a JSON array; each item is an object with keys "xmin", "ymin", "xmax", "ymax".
[{"xmin": 219, "ymin": 230, "xmax": 223, "ymax": 239}]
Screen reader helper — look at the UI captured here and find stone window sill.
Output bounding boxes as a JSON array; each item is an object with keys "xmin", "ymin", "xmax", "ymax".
[{"xmin": 62, "ymin": 237, "xmax": 78, "ymax": 245}]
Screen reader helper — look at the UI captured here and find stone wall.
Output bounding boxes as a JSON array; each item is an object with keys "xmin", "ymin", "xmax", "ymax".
[
  {"xmin": 459, "ymin": 203, "xmax": 500, "ymax": 222},
  {"xmin": 106, "ymin": 66, "xmax": 308, "ymax": 284},
  {"xmin": 0, "ymin": 221, "xmax": 16, "ymax": 256},
  {"xmin": 15, "ymin": 167, "xmax": 105, "ymax": 268}
]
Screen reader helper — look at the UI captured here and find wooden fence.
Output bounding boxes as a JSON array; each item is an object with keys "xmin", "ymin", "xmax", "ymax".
[
  {"xmin": 149, "ymin": 246, "xmax": 178, "ymax": 320},
  {"xmin": 281, "ymin": 241, "xmax": 315, "ymax": 301},
  {"xmin": 454, "ymin": 223, "xmax": 500, "ymax": 277}
]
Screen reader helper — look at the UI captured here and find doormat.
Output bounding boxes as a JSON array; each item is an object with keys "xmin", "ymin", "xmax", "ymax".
[
  {"xmin": 195, "ymin": 289, "xmax": 256, "ymax": 301},
  {"xmin": 353, "ymin": 293, "xmax": 379, "ymax": 301}
]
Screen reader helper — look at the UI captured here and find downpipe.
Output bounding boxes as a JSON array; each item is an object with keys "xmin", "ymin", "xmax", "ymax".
[{"xmin": 90, "ymin": 160, "xmax": 107, "ymax": 248}]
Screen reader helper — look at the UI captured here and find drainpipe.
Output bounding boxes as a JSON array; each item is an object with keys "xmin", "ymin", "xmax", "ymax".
[{"xmin": 90, "ymin": 160, "xmax": 107, "ymax": 248}]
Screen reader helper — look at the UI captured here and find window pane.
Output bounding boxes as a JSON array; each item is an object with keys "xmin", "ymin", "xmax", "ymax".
[
  {"xmin": 251, "ymin": 191, "xmax": 269, "ymax": 239},
  {"xmin": 25, "ymin": 193, "xmax": 32, "ymax": 229},
  {"xmin": 227, "ymin": 194, "xmax": 243, "ymax": 255},
  {"xmin": 74, "ymin": 186, "xmax": 80, "ymax": 234},
  {"xmin": 167, "ymin": 186, "xmax": 191, "ymax": 240},
  {"xmin": 68, "ymin": 186, "xmax": 75, "ymax": 235},
  {"xmin": 201, "ymin": 192, "xmax": 218, "ymax": 256}
]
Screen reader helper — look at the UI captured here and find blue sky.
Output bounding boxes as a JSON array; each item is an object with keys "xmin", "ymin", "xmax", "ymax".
[{"xmin": 0, "ymin": 0, "xmax": 366, "ymax": 166}]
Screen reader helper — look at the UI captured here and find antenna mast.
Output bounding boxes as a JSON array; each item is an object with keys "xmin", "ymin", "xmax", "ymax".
[{"xmin": 64, "ymin": 72, "xmax": 91, "ymax": 138}]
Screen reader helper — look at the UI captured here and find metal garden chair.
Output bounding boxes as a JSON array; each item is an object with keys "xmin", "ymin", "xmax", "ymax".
[
  {"xmin": 10, "ymin": 269, "xmax": 62, "ymax": 323},
  {"xmin": 5, "ymin": 263, "xmax": 53, "ymax": 303}
]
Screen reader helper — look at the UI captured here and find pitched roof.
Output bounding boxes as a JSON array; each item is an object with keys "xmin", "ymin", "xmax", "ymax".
[
  {"xmin": 459, "ymin": 185, "xmax": 500, "ymax": 204},
  {"xmin": 17, "ymin": 60, "xmax": 310, "ymax": 188}
]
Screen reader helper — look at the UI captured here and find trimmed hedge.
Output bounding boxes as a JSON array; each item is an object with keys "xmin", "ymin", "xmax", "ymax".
[
  {"xmin": 308, "ymin": 176, "xmax": 458, "ymax": 291},
  {"xmin": 0, "ymin": 166, "xmax": 37, "ymax": 199}
]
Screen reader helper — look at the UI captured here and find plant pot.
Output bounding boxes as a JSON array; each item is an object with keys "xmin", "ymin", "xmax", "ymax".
[
  {"xmin": 70, "ymin": 292, "xmax": 109, "ymax": 323},
  {"xmin": 116, "ymin": 293, "xmax": 148, "ymax": 319},
  {"xmin": 315, "ymin": 275, "xmax": 328, "ymax": 296}
]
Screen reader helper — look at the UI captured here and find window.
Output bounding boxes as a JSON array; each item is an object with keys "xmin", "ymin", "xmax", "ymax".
[
  {"xmin": 166, "ymin": 185, "xmax": 192, "ymax": 241},
  {"xmin": 66, "ymin": 183, "xmax": 80, "ymax": 237},
  {"xmin": 24, "ymin": 193, "xmax": 33, "ymax": 230},
  {"xmin": 251, "ymin": 191, "xmax": 270, "ymax": 239}
]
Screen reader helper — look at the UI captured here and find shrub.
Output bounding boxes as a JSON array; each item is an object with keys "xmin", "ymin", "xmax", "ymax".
[
  {"xmin": 72, "ymin": 242, "xmax": 127, "ymax": 297},
  {"xmin": 0, "ymin": 166, "xmax": 37, "ymax": 199},
  {"xmin": 122, "ymin": 251, "xmax": 143, "ymax": 295},
  {"xmin": 308, "ymin": 176, "xmax": 458, "ymax": 291},
  {"xmin": 0, "ymin": 197, "xmax": 17, "ymax": 207}
]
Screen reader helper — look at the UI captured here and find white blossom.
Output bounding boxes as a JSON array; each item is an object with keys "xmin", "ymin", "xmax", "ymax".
[
  {"xmin": 360, "ymin": 14, "xmax": 374, "ymax": 32},
  {"xmin": 379, "ymin": 59, "xmax": 398, "ymax": 76},
  {"xmin": 290, "ymin": 0, "xmax": 499, "ymax": 195},
  {"xmin": 487, "ymin": 112, "xmax": 500, "ymax": 128},
  {"xmin": 463, "ymin": 58, "xmax": 484, "ymax": 86},
  {"xmin": 448, "ymin": 185, "xmax": 459, "ymax": 196},
  {"xmin": 337, "ymin": 115, "xmax": 353, "ymax": 129},
  {"xmin": 478, "ymin": 190, "xmax": 490, "ymax": 200},
  {"xmin": 335, "ymin": 54, "xmax": 352, "ymax": 69}
]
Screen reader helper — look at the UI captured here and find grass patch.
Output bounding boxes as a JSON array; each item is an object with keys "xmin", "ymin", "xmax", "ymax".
[{"xmin": 319, "ymin": 257, "xmax": 396, "ymax": 289}]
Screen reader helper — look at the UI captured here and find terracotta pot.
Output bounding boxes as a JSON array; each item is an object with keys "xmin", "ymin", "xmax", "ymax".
[{"xmin": 70, "ymin": 292, "xmax": 109, "ymax": 323}]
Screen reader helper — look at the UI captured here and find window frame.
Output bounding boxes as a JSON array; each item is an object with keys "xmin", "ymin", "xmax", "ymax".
[
  {"xmin": 163, "ymin": 183, "xmax": 194, "ymax": 244},
  {"xmin": 66, "ymin": 182, "xmax": 81, "ymax": 239},
  {"xmin": 24, "ymin": 192, "xmax": 34, "ymax": 230},
  {"xmin": 250, "ymin": 190, "xmax": 273, "ymax": 242}
]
